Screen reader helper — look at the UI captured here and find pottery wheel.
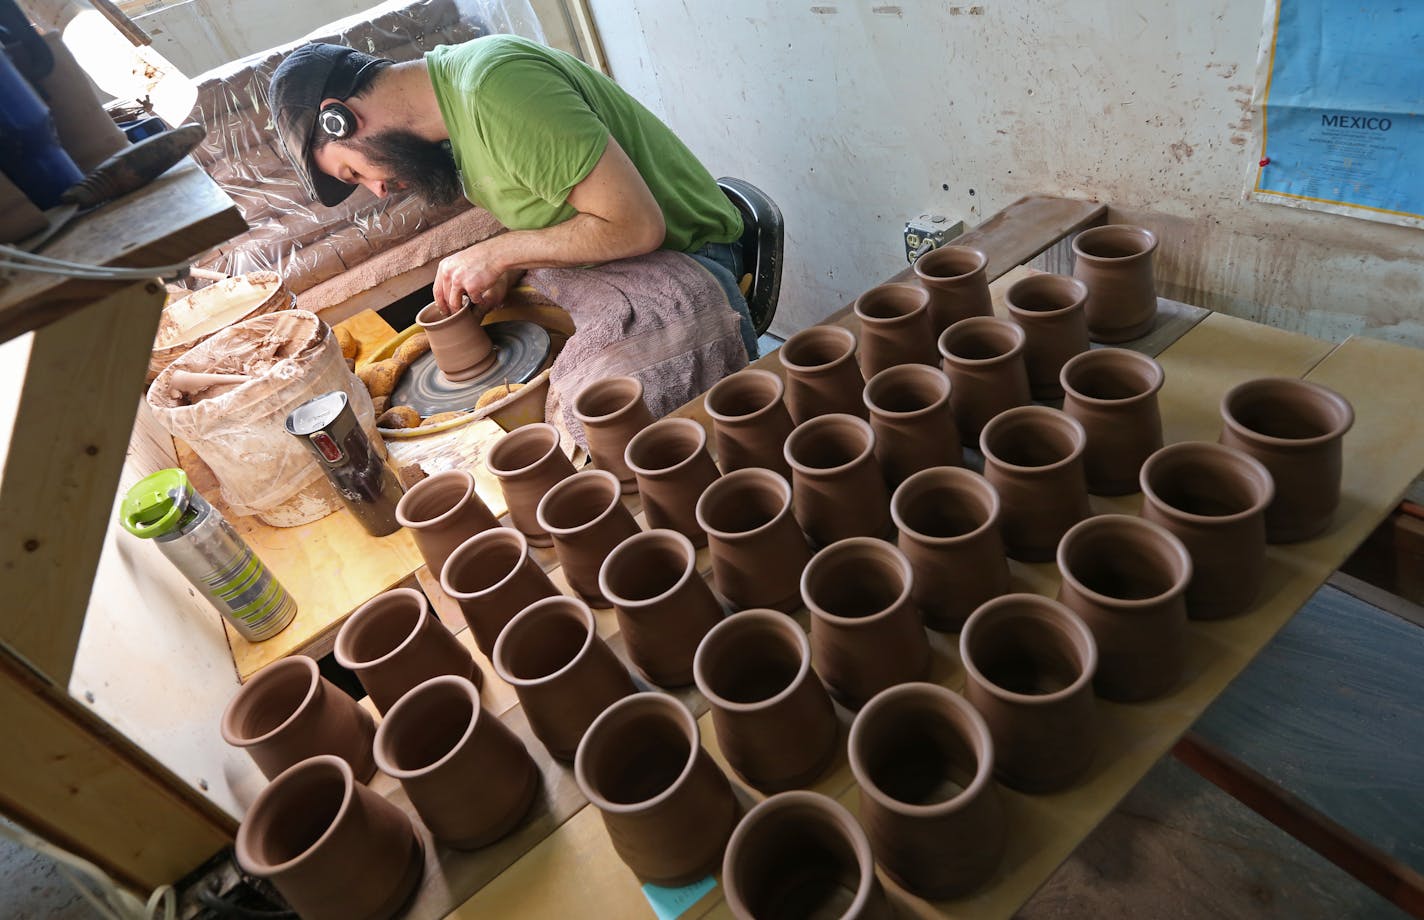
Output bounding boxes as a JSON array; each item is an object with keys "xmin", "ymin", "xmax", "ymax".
[{"xmin": 392, "ymin": 321, "xmax": 551, "ymax": 417}]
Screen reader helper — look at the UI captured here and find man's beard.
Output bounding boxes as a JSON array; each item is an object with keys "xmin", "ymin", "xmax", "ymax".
[{"xmin": 352, "ymin": 130, "xmax": 463, "ymax": 207}]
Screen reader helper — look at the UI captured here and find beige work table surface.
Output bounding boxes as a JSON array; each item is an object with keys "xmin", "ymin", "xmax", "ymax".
[{"xmin": 195, "ymin": 196, "xmax": 1424, "ymax": 918}]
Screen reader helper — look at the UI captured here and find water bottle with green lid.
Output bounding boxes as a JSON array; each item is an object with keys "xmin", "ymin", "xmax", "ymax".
[{"xmin": 120, "ymin": 469, "xmax": 297, "ymax": 642}]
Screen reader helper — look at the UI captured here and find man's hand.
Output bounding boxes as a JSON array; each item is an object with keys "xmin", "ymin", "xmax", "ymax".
[{"xmin": 433, "ymin": 242, "xmax": 507, "ymax": 316}]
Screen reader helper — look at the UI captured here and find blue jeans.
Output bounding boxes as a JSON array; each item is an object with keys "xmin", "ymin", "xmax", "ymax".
[{"xmin": 689, "ymin": 240, "xmax": 759, "ymax": 360}]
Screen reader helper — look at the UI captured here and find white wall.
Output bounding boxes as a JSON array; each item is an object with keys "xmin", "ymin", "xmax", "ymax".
[
  {"xmin": 134, "ymin": 0, "xmax": 375, "ymax": 76},
  {"xmin": 590, "ymin": 0, "xmax": 1424, "ymax": 344}
]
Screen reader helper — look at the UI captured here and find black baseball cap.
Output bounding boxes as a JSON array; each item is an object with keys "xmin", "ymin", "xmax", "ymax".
[{"xmin": 269, "ymin": 43, "xmax": 392, "ymax": 206}]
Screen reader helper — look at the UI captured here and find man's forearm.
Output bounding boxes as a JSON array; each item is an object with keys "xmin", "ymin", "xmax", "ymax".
[{"xmin": 486, "ymin": 211, "xmax": 665, "ymax": 275}]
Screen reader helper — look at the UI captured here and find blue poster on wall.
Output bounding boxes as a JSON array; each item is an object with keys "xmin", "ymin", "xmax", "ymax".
[{"xmin": 1248, "ymin": 0, "xmax": 1424, "ymax": 228}]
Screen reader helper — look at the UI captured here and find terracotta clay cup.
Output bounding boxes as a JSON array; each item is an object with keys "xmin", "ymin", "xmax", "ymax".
[
  {"xmin": 779, "ymin": 324, "xmax": 868, "ymax": 424},
  {"xmin": 891, "ymin": 467, "xmax": 1010, "ymax": 631},
  {"xmin": 847, "ymin": 683, "xmax": 1004, "ymax": 899},
  {"xmin": 1056, "ymin": 514, "xmax": 1192, "ymax": 702},
  {"xmin": 852, "ymin": 282, "xmax": 937, "ymax": 379},
  {"xmin": 333, "ymin": 587, "xmax": 479, "ymax": 715},
  {"xmin": 704, "ymin": 368, "xmax": 795, "ymax": 478},
  {"xmin": 598, "ymin": 529, "xmax": 725, "ymax": 687},
  {"xmin": 574, "ymin": 692, "xmax": 739, "ymax": 887},
  {"xmin": 235, "ymin": 755, "xmax": 422, "ymax": 920},
  {"xmin": 784, "ymin": 414, "xmax": 891, "ymax": 547},
  {"xmin": 491, "ymin": 595, "xmax": 636, "ymax": 761},
  {"xmin": 1071, "ymin": 224, "xmax": 1159, "ymax": 343},
  {"xmin": 372, "ymin": 675, "xmax": 537, "ymax": 849},
  {"xmin": 1004, "ymin": 273, "xmax": 1091, "ymax": 400},
  {"xmin": 536, "ymin": 469, "xmax": 641, "ymax": 607},
  {"xmin": 220, "ymin": 655, "xmax": 376, "ymax": 782},
  {"xmin": 696, "ymin": 468, "xmax": 813, "ymax": 613},
  {"xmin": 693, "ymin": 610, "xmax": 839, "ymax": 792},
  {"xmin": 573, "ymin": 375, "xmax": 654, "ymax": 494},
  {"xmin": 1219, "ymin": 377, "xmax": 1354, "ymax": 543},
  {"xmin": 440, "ymin": 527, "xmax": 559, "ymax": 656},
  {"xmin": 394, "ymin": 469, "xmax": 498, "ymax": 581},
  {"xmin": 960, "ymin": 594, "xmax": 1098, "ymax": 793},
  {"xmin": 980, "ymin": 405, "xmax": 1090, "ymax": 562},
  {"xmin": 937, "ymin": 316, "xmax": 1031, "ymax": 446},
  {"xmin": 624, "ymin": 418, "xmax": 721, "ymax": 546},
  {"xmin": 485, "ymin": 422, "xmax": 577, "ymax": 548},
  {"xmin": 913, "ymin": 245, "xmax": 993, "ymax": 338},
  {"xmin": 722, "ymin": 791, "xmax": 892, "ymax": 920},
  {"xmin": 1060, "ymin": 348, "xmax": 1165, "ymax": 496},
  {"xmin": 802, "ymin": 538, "xmax": 931, "ymax": 709},
  {"xmin": 1141, "ymin": 442, "xmax": 1275, "ymax": 620},
  {"xmin": 863, "ymin": 364, "xmax": 962, "ymax": 487},
  {"xmin": 418, "ymin": 301, "xmax": 495, "ymax": 381}
]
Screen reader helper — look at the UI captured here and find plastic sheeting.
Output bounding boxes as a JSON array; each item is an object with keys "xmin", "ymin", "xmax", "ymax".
[{"xmin": 183, "ymin": 0, "xmax": 543, "ymax": 295}]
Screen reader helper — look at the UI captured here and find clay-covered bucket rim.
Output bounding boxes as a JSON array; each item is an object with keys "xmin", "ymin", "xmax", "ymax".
[
  {"xmin": 333, "ymin": 587, "xmax": 429, "ymax": 672},
  {"xmin": 852, "ymin": 282, "xmax": 931, "ymax": 326},
  {"xmin": 693, "ymin": 609, "xmax": 813, "ymax": 714},
  {"xmin": 439, "ymin": 527, "xmax": 531, "ymax": 600},
  {"xmin": 890, "ymin": 466, "xmax": 1001, "ymax": 546},
  {"xmin": 936, "ymin": 315, "xmax": 1026, "ymax": 368},
  {"xmin": 1071, "ymin": 224, "xmax": 1159, "ymax": 263},
  {"xmin": 847, "ymin": 682, "xmax": 996, "ymax": 818},
  {"xmin": 695, "ymin": 468, "xmax": 795, "ymax": 541},
  {"xmin": 979, "ymin": 406, "xmax": 1087, "ymax": 474},
  {"xmin": 1059, "ymin": 348, "xmax": 1164, "ymax": 408},
  {"xmin": 1056, "ymin": 513, "xmax": 1193, "ymax": 610},
  {"xmin": 572, "ymin": 375, "xmax": 645, "ymax": 426},
  {"xmin": 913, "ymin": 244, "xmax": 987, "ymax": 285},
  {"xmin": 1219, "ymin": 376, "xmax": 1355, "ymax": 449},
  {"xmin": 723, "ymin": 790, "xmax": 878, "ymax": 917},
  {"xmin": 574, "ymin": 692, "xmax": 702, "ymax": 815},
  {"xmin": 491, "ymin": 595, "xmax": 599, "ymax": 688},
  {"xmin": 598, "ymin": 528, "xmax": 698, "ymax": 610},
  {"xmin": 220, "ymin": 654, "xmax": 321, "ymax": 747},
  {"xmin": 1003, "ymin": 273, "xmax": 1088, "ymax": 321},
  {"xmin": 235, "ymin": 754, "xmax": 355, "ymax": 876},
  {"xmin": 705, "ymin": 369, "xmax": 786, "ymax": 424},
  {"xmin": 372, "ymin": 674, "xmax": 483, "ymax": 780},
  {"xmin": 863, "ymin": 363, "xmax": 951, "ymax": 421},
  {"xmin": 624, "ymin": 418, "xmax": 709, "ymax": 480},
  {"xmin": 959, "ymin": 593, "xmax": 1098, "ymax": 706},
  {"xmin": 801, "ymin": 537, "xmax": 914, "ymax": 627},
  {"xmin": 1139, "ymin": 441, "xmax": 1275, "ymax": 526},
  {"xmin": 784, "ymin": 413, "xmax": 876, "ymax": 479},
  {"xmin": 394, "ymin": 469, "xmax": 476, "ymax": 530},
  {"xmin": 487, "ymin": 422, "xmax": 562, "ymax": 478},
  {"xmin": 780, "ymin": 324, "xmax": 858, "ymax": 375},
  {"xmin": 536, "ymin": 469, "xmax": 625, "ymax": 537}
]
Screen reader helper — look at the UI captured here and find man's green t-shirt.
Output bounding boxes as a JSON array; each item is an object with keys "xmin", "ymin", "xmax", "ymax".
[{"xmin": 425, "ymin": 36, "xmax": 742, "ymax": 253}]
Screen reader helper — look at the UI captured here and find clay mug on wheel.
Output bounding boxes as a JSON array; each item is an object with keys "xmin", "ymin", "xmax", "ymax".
[
  {"xmin": 847, "ymin": 683, "xmax": 1004, "ymax": 899},
  {"xmin": 440, "ymin": 527, "xmax": 559, "ymax": 656},
  {"xmin": 574, "ymin": 692, "xmax": 740, "ymax": 887},
  {"xmin": 1071, "ymin": 224, "xmax": 1159, "ymax": 343},
  {"xmin": 784, "ymin": 413, "xmax": 892, "ymax": 547},
  {"xmin": 573, "ymin": 375, "xmax": 654, "ymax": 494},
  {"xmin": 862, "ymin": 363, "xmax": 963, "ymax": 487},
  {"xmin": 722, "ymin": 791, "xmax": 893, "ymax": 920},
  {"xmin": 693, "ymin": 609, "xmax": 839, "ymax": 792},
  {"xmin": 960, "ymin": 594, "xmax": 1098, "ymax": 793},
  {"xmin": 485, "ymin": 422, "xmax": 577, "ymax": 548},
  {"xmin": 912, "ymin": 244, "xmax": 993, "ymax": 337},
  {"xmin": 1218, "ymin": 377, "xmax": 1354, "ymax": 543},
  {"xmin": 980, "ymin": 405, "xmax": 1090, "ymax": 562},
  {"xmin": 1003, "ymin": 272, "xmax": 1090, "ymax": 400},
  {"xmin": 535, "ymin": 469, "xmax": 641, "ymax": 607},
  {"xmin": 491, "ymin": 595, "xmax": 636, "ymax": 761},
  {"xmin": 1140, "ymin": 442, "xmax": 1274, "ymax": 619},
  {"xmin": 779, "ymin": 324, "xmax": 868, "ymax": 424},
  {"xmin": 624, "ymin": 418, "xmax": 721, "ymax": 546},
  {"xmin": 696, "ymin": 468, "xmax": 813, "ymax": 613},
  {"xmin": 937, "ymin": 316, "xmax": 1031, "ymax": 446},
  {"xmin": 333, "ymin": 587, "xmax": 480, "ymax": 714},
  {"xmin": 1056, "ymin": 514, "xmax": 1192, "ymax": 702},
  {"xmin": 418, "ymin": 301, "xmax": 496, "ymax": 381},
  {"xmin": 1060, "ymin": 348, "xmax": 1165, "ymax": 496},
  {"xmin": 703, "ymin": 368, "xmax": 795, "ymax": 478},
  {"xmin": 852, "ymin": 282, "xmax": 937, "ymax": 379},
  {"xmin": 235, "ymin": 755, "xmax": 423, "ymax": 920}
]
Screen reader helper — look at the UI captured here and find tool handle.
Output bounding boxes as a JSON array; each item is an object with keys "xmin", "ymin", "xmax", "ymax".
[{"xmin": 62, "ymin": 122, "xmax": 206, "ymax": 208}]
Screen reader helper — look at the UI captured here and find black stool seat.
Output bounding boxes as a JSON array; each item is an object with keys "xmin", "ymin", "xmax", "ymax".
[{"xmin": 718, "ymin": 177, "xmax": 783, "ymax": 337}]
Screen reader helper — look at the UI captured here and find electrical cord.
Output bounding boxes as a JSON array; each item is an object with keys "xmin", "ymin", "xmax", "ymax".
[
  {"xmin": 0, "ymin": 243, "xmax": 193, "ymax": 281},
  {"xmin": 196, "ymin": 887, "xmax": 297, "ymax": 918},
  {"xmin": 0, "ymin": 819, "xmax": 175, "ymax": 920}
]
